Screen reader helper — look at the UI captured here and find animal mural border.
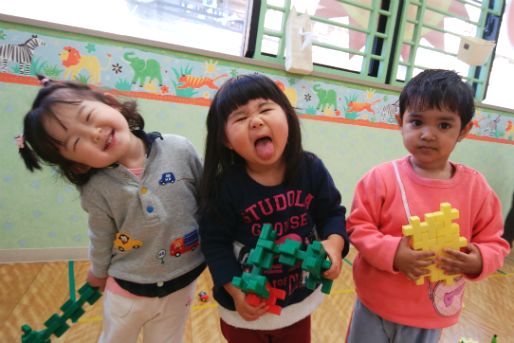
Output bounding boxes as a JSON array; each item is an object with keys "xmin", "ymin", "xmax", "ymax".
[{"xmin": 0, "ymin": 20, "xmax": 513, "ymax": 145}]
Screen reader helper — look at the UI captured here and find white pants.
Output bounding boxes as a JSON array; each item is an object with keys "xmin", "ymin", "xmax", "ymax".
[{"xmin": 99, "ymin": 281, "xmax": 196, "ymax": 343}]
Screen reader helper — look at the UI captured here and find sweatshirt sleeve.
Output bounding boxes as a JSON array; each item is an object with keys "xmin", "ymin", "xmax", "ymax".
[
  {"xmin": 347, "ymin": 167, "xmax": 402, "ymax": 273},
  {"xmin": 310, "ymin": 156, "xmax": 349, "ymax": 258},
  {"xmin": 80, "ymin": 186, "xmax": 117, "ymax": 278},
  {"xmin": 199, "ymin": 187, "xmax": 242, "ymax": 290},
  {"xmin": 467, "ymin": 178, "xmax": 510, "ymax": 280}
]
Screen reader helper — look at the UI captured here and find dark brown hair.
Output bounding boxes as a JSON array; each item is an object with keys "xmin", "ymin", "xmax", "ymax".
[
  {"xmin": 199, "ymin": 73, "xmax": 304, "ymax": 215},
  {"xmin": 19, "ymin": 76, "xmax": 144, "ymax": 185},
  {"xmin": 399, "ymin": 69, "xmax": 475, "ymax": 129}
]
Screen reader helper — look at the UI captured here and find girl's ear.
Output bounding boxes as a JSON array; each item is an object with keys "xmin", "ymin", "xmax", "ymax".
[
  {"xmin": 224, "ymin": 140, "xmax": 233, "ymax": 150},
  {"xmin": 458, "ymin": 122, "xmax": 473, "ymax": 142},
  {"xmin": 72, "ymin": 163, "xmax": 91, "ymax": 174}
]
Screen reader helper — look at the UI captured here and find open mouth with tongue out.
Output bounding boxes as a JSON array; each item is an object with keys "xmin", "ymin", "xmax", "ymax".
[{"xmin": 255, "ymin": 136, "xmax": 274, "ymax": 160}]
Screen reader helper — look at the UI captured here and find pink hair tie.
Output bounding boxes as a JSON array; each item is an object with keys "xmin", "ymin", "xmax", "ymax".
[
  {"xmin": 36, "ymin": 74, "xmax": 51, "ymax": 86},
  {"xmin": 15, "ymin": 135, "xmax": 25, "ymax": 149}
]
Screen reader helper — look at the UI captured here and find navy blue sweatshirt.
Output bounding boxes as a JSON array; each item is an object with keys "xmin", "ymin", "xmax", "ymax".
[{"xmin": 200, "ymin": 152, "xmax": 349, "ymax": 311}]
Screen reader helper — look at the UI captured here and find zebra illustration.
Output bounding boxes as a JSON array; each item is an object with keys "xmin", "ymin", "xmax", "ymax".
[
  {"xmin": 0, "ymin": 35, "xmax": 45, "ymax": 75},
  {"xmin": 379, "ymin": 99, "xmax": 400, "ymax": 123}
]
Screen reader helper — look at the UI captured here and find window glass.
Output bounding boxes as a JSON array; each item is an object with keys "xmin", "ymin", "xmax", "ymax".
[
  {"xmin": 393, "ymin": 1, "xmax": 483, "ymax": 83},
  {"xmin": 253, "ymin": 0, "xmax": 398, "ymax": 81},
  {"xmin": 1, "ymin": 0, "xmax": 250, "ymax": 56},
  {"xmin": 483, "ymin": 0, "xmax": 514, "ymax": 109},
  {"xmin": 309, "ymin": 3, "xmax": 369, "ymax": 73}
]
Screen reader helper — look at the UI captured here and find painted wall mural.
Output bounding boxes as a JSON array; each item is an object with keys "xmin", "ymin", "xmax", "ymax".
[
  {"xmin": 1, "ymin": 19, "xmax": 513, "ymax": 258},
  {"xmin": 0, "ymin": 20, "xmax": 512, "ymax": 144}
]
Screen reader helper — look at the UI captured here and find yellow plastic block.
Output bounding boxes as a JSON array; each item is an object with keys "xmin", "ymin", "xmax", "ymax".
[{"xmin": 402, "ymin": 203, "xmax": 467, "ymax": 285}]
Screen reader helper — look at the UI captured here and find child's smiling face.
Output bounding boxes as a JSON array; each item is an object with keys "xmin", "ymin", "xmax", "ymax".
[{"xmin": 43, "ymin": 99, "xmax": 133, "ymax": 169}]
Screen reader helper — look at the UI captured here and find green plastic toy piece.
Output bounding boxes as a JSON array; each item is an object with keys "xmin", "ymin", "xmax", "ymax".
[
  {"xmin": 277, "ymin": 239, "xmax": 303, "ymax": 266},
  {"xmin": 21, "ymin": 283, "xmax": 101, "ymax": 343},
  {"xmin": 232, "ymin": 224, "xmax": 277, "ymax": 298},
  {"xmin": 232, "ymin": 269, "xmax": 269, "ymax": 299},
  {"xmin": 247, "ymin": 224, "xmax": 278, "ymax": 269},
  {"xmin": 232, "ymin": 223, "xmax": 335, "ymax": 299},
  {"xmin": 302, "ymin": 241, "xmax": 333, "ymax": 293}
]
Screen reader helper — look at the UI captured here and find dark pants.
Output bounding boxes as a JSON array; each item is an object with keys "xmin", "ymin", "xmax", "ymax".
[{"xmin": 220, "ymin": 315, "xmax": 311, "ymax": 343}]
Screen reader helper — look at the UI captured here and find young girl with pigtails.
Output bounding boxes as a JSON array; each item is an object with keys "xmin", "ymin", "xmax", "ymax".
[{"xmin": 18, "ymin": 75, "xmax": 205, "ymax": 343}]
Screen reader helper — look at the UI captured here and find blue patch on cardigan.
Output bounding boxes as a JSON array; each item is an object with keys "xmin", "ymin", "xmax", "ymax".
[{"xmin": 159, "ymin": 172, "xmax": 176, "ymax": 185}]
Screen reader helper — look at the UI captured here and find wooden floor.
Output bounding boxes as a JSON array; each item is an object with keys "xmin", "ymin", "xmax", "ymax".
[{"xmin": 1, "ymin": 247, "xmax": 513, "ymax": 343}]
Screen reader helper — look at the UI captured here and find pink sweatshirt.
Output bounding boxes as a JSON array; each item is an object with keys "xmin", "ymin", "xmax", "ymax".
[{"xmin": 347, "ymin": 156, "xmax": 510, "ymax": 328}]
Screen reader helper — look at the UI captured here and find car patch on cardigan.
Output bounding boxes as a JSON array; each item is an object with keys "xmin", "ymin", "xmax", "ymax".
[{"xmin": 159, "ymin": 172, "xmax": 176, "ymax": 185}]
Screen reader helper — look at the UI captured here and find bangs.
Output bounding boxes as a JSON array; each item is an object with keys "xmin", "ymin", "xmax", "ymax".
[
  {"xmin": 212, "ymin": 74, "xmax": 284, "ymax": 118},
  {"xmin": 404, "ymin": 83, "xmax": 467, "ymax": 115}
]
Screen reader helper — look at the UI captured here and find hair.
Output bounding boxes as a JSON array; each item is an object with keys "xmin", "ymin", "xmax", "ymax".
[
  {"xmin": 199, "ymin": 73, "xmax": 304, "ymax": 215},
  {"xmin": 19, "ymin": 75, "xmax": 145, "ymax": 186},
  {"xmin": 399, "ymin": 69, "xmax": 475, "ymax": 129}
]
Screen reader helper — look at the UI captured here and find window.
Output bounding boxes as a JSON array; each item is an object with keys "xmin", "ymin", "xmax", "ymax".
[
  {"xmin": 389, "ymin": 0, "xmax": 504, "ymax": 102},
  {"xmin": 248, "ymin": 0, "xmax": 508, "ymax": 104},
  {"xmin": 248, "ymin": 0, "xmax": 399, "ymax": 83},
  {"xmin": 1, "ymin": 0, "xmax": 251, "ymax": 56},
  {"xmin": 483, "ymin": 0, "xmax": 514, "ymax": 108},
  {"xmin": 2, "ymin": 0, "xmax": 513, "ymax": 109}
]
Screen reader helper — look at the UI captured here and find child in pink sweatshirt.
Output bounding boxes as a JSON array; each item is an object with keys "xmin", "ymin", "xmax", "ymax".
[{"xmin": 346, "ymin": 69, "xmax": 510, "ymax": 342}]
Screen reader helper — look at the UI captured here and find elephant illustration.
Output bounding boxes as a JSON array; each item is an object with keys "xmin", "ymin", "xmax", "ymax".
[
  {"xmin": 313, "ymin": 84, "xmax": 337, "ymax": 112},
  {"xmin": 124, "ymin": 52, "xmax": 163, "ymax": 87}
]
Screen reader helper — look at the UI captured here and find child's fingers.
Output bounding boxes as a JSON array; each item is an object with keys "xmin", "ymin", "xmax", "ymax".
[
  {"xmin": 239, "ymin": 302, "xmax": 268, "ymax": 321},
  {"xmin": 414, "ymin": 267, "xmax": 431, "ymax": 277},
  {"xmin": 323, "ymin": 256, "xmax": 342, "ymax": 279},
  {"xmin": 413, "ymin": 250, "xmax": 436, "ymax": 259},
  {"xmin": 415, "ymin": 258, "xmax": 434, "ymax": 267},
  {"xmin": 442, "ymin": 248, "xmax": 466, "ymax": 259},
  {"xmin": 438, "ymin": 255, "xmax": 466, "ymax": 273},
  {"xmin": 406, "ymin": 271, "xmax": 422, "ymax": 281}
]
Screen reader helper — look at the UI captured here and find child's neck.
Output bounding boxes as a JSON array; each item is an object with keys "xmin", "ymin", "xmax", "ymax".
[
  {"xmin": 246, "ymin": 161, "xmax": 286, "ymax": 186},
  {"xmin": 409, "ymin": 157, "xmax": 454, "ymax": 180},
  {"xmin": 119, "ymin": 135, "xmax": 146, "ymax": 169}
]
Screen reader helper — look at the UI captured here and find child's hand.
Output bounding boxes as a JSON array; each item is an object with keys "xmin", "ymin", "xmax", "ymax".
[
  {"xmin": 87, "ymin": 269, "xmax": 107, "ymax": 292},
  {"xmin": 393, "ymin": 237, "xmax": 435, "ymax": 281},
  {"xmin": 438, "ymin": 243, "xmax": 483, "ymax": 276},
  {"xmin": 224, "ymin": 283, "xmax": 268, "ymax": 321},
  {"xmin": 321, "ymin": 234, "xmax": 345, "ymax": 280}
]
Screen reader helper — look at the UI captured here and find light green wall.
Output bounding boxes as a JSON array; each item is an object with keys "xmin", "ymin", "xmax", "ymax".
[
  {"xmin": 302, "ymin": 116, "xmax": 514, "ymax": 211},
  {"xmin": 2, "ymin": 83, "xmax": 513, "ymax": 257},
  {"xmin": 0, "ymin": 17, "xmax": 513, "ymax": 261}
]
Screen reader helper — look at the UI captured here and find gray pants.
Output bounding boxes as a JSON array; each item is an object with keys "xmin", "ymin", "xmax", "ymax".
[{"xmin": 347, "ymin": 299, "xmax": 441, "ymax": 343}]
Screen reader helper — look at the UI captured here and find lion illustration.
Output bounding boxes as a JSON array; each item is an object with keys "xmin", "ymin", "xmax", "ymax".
[{"xmin": 59, "ymin": 46, "xmax": 110, "ymax": 84}]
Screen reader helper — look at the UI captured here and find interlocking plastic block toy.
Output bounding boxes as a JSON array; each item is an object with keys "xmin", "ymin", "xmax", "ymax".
[
  {"xmin": 232, "ymin": 222, "xmax": 335, "ymax": 315},
  {"xmin": 246, "ymin": 282, "xmax": 286, "ymax": 315},
  {"xmin": 232, "ymin": 268, "xmax": 269, "ymax": 299},
  {"xmin": 276, "ymin": 238, "xmax": 333, "ymax": 293},
  {"xmin": 21, "ymin": 283, "xmax": 101, "ymax": 343},
  {"xmin": 232, "ymin": 224, "xmax": 278, "ymax": 299},
  {"xmin": 302, "ymin": 241, "xmax": 333, "ymax": 293},
  {"xmin": 247, "ymin": 224, "xmax": 279, "ymax": 269},
  {"xmin": 402, "ymin": 202, "xmax": 467, "ymax": 285}
]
